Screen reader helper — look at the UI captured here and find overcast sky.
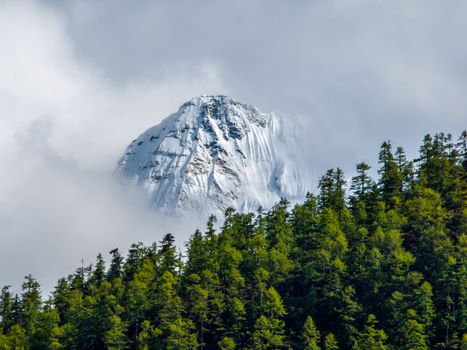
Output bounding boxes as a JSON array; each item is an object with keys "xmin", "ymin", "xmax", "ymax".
[{"xmin": 1, "ymin": 0, "xmax": 466, "ymax": 295}]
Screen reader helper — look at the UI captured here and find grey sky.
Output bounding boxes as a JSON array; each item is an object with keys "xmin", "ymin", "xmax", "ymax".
[
  {"xmin": 44, "ymin": 0, "xmax": 467, "ymax": 168},
  {"xmin": 1, "ymin": 0, "xmax": 466, "ymax": 294}
]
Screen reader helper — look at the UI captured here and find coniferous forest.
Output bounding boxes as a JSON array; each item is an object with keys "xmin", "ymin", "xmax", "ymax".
[{"xmin": 0, "ymin": 132, "xmax": 466, "ymax": 350}]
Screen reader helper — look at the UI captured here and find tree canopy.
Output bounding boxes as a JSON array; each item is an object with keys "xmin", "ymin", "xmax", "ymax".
[{"xmin": 0, "ymin": 131, "xmax": 466, "ymax": 349}]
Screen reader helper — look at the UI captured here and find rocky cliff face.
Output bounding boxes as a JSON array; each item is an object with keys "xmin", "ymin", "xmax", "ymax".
[{"xmin": 118, "ymin": 95, "xmax": 310, "ymax": 216}]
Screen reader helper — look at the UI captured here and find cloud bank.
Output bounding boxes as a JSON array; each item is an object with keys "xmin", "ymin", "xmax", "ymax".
[
  {"xmin": 0, "ymin": 1, "xmax": 225, "ymax": 295},
  {"xmin": 46, "ymin": 0, "xmax": 467, "ymax": 168},
  {"xmin": 1, "ymin": 0, "xmax": 466, "ymax": 294}
]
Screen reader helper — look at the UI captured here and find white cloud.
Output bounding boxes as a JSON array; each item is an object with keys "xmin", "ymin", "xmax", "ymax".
[
  {"xmin": 1, "ymin": 0, "xmax": 466, "ymax": 294},
  {"xmin": 44, "ymin": 0, "xmax": 467, "ymax": 171},
  {"xmin": 0, "ymin": 0, "xmax": 225, "ymax": 295}
]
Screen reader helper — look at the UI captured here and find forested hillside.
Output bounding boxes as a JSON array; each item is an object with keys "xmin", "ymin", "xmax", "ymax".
[{"xmin": 0, "ymin": 132, "xmax": 466, "ymax": 349}]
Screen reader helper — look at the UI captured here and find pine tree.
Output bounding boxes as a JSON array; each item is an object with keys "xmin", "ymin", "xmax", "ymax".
[
  {"xmin": 0, "ymin": 286, "xmax": 13, "ymax": 333},
  {"xmin": 48, "ymin": 322, "xmax": 69, "ymax": 350},
  {"xmin": 251, "ymin": 315, "xmax": 285, "ymax": 350},
  {"xmin": 185, "ymin": 229, "xmax": 208, "ymax": 277},
  {"xmin": 153, "ymin": 271, "xmax": 198, "ymax": 348},
  {"xmin": 91, "ymin": 253, "xmax": 106, "ymax": 287},
  {"xmin": 31, "ymin": 305, "xmax": 61, "ymax": 349},
  {"xmin": 399, "ymin": 310, "xmax": 428, "ymax": 350},
  {"xmin": 89, "ymin": 279, "xmax": 125, "ymax": 349},
  {"xmin": 412, "ymin": 282, "xmax": 435, "ymax": 337},
  {"xmin": 124, "ymin": 242, "xmax": 149, "ymax": 282},
  {"xmin": 378, "ymin": 141, "xmax": 403, "ymax": 204},
  {"xmin": 165, "ymin": 318, "xmax": 198, "ymax": 350},
  {"xmin": 159, "ymin": 234, "xmax": 179, "ymax": 275},
  {"xmin": 350, "ymin": 162, "xmax": 373, "ymax": 202},
  {"xmin": 302, "ymin": 316, "xmax": 320, "ymax": 350},
  {"xmin": 108, "ymin": 248, "xmax": 124, "ymax": 281},
  {"xmin": 319, "ymin": 168, "xmax": 346, "ymax": 213},
  {"xmin": 4, "ymin": 324, "xmax": 28, "ymax": 350},
  {"xmin": 324, "ymin": 332, "xmax": 339, "ymax": 350},
  {"xmin": 156, "ymin": 271, "xmax": 183, "ymax": 328},
  {"xmin": 206, "ymin": 214, "xmax": 217, "ymax": 240},
  {"xmin": 126, "ymin": 258, "xmax": 155, "ymax": 341},
  {"xmin": 353, "ymin": 314, "xmax": 388, "ymax": 350},
  {"xmin": 104, "ymin": 314, "xmax": 129, "ymax": 349},
  {"xmin": 392, "ymin": 146, "xmax": 414, "ymax": 193},
  {"xmin": 20, "ymin": 274, "xmax": 42, "ymax": 342},
  {"xmin": 0, "ymin": 330, "xmax": 8, "ymax": 349},
  {"xmin": 251, "ymin": 287, "xmax": 287, "ymax": 349},
  {"xmin": 457, "ymin": 130, "xmax": 467, "ymax": 167},
  {"xmin": 218, "ymin": 336, "xmax": 236, "ymax": 350},
  {"xmin": 265, "ymin": 199, "xmax": 294, "ymax": 284},
  {"xmin": 136, "ymin": 320, "xmax": 160, "ymax": 350},
  {"xmin": 185, "ymin": 273, "xmax": 209, "ymax": 347}
]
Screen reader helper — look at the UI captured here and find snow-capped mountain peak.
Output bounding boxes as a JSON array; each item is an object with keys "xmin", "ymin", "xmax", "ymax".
[{"xmin": 118, "ymin": 95, "xmax": 310, "ymax": 216}]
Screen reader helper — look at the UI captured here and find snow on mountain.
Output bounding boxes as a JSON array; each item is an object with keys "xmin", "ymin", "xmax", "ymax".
[{"xmin": 117, "ymin": 95, "xmax": 311, "ymax": 216}]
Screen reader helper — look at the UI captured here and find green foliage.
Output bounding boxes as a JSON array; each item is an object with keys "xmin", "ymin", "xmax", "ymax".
[
  {"xmin": 251, "ymin": 315, "xmax": 286, "ymax": 350},
  {"xmin": 302, "ymin": 316, "xmax": 320, "ymax": 350},
  {"xmin": 218, "ymin": 336, "xmax": 235, "ymax": 350},
  {"xmin": 104, "ymin": 315, "xmax": 129, "ymax": 349},
  {"xmin": 398, "ymin": 310, "xmax": 429, "ymax": 350},
  {"xmin": 0, "ymin": 131, "xmax": 465, "ymax": 349},
  {"xmin": 165, "ymin": 318, "xmax": 198, "ymax": 350},
  {"xmin": 319, "ymin": 168, "xmax": 346, "ymax": 213},
  {"xmin": 352, "ymin": 314, "xmax": 388, "ymax": 350},
  {"xmin": 378, "ymin": 141, "xmax": 403, "ymax": 205},
  {"xmin": 324, "ymin": 332, "xmax": 339, "ymax": 350}
]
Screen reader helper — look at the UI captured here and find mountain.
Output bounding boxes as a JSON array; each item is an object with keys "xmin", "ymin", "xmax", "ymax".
[{"xmin": 117, "ymin": 95, "xmax": 311, "ymax": 216}]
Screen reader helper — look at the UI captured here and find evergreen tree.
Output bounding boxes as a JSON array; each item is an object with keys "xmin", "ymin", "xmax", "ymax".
[
  {"xmin": 0, "ymin": 287, "xmax": 13, "ymax": 333},
  {"xmin": 324, "ymin": 332, "xmax": 339, "ymax": 350},
  {"xmin": 104, "ymin": 314, "xmax": 129, "ymax": 350},
  {"xmin": 4, "ymin": 324, "xmax": 28, "ymax": 350},
  {"xmin": 31, "ymin": 305, "xmax": 60, "ymax": 349},
  {"xmin": 126, "ymin": 258, "xmax": 155, "ymax": 341},
  {"xmin": 457, "ymin": 130, "xmax": 467, "ymax": 167},
  {"xmin": 108, "ymin": 248, "xmax": 124, "ymax": 281},
  {"xmin": 319, "ymin": 168, "xmax": 346, "ymax": 213},
  {"xmin": 251, "ymin": 287, "xmax": 287, "ymax": 349},
  {"xmin": 398, "ymin": 310, "xmax": 428, "ymax": 350},
  {"xmin": 165, "ymin": 318, "xmax": 198, "ymax": 350},
  {"xmin": 136, "ymin": 320, "xmax": 160, "ymax": 350},
  {"xmin": 353, "ymin": 314, "xmax": 388, "ymax": 350},
  {"xmin": 91, "ymin": 253, "xmax": 106, "ymax": 287},
  {"xmin": 20, "ymin": 275, "xmax": 42, "ymax": 342},
  {"xmin": 265, "ymin": 199, "xmax": 294, "ymax": 285},
  {"xmin": 218, "ymin": 336, "xmax": 236, "ymax": 350},
  {"xmin": 159, "ymin": 234, "xmax": 179, "ymax": 275},
  {"xmin": 302, "ymin": 316, "xmax": 320, "ymax": 350},
  {"xmin": 185, "ymin": 273, "xmax": 209, "ymax": 347},
  {"xmin": 394, "ymin": 146, "xmax": 415, "ymax": 192},
  {"xmin": 124, "ymin": 242, "xmax": 148, "ymax": 282},
  {"xmin": 350, "ymin": 162, "xmax": 373, "ymax": 202},
  {"xmin": 378, "ymin": 141, "xmax": 403, "ymax": 204}
]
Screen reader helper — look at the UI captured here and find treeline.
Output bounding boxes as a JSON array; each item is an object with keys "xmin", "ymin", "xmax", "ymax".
[{"xmin": 0, "ymin": 132, "xmax": 466, "ymax": 349}]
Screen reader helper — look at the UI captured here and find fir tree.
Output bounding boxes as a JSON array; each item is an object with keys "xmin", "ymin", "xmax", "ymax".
[
  {"xmin": 104, "ymin": 314, "xmax": 129, "ymax": 350},
  {"xmin": 353, "ymin": 314, "xmax": 388, "ymax": 350},
  {"xmin": 302, "ymin": 316, "xmax": 320, "ymax": 350},
  {"xmin": 324, "ymin": 332, "xmax": 339, "ymax": 350},
  {"xmin": 218, "ymin": 336, "xmax": 236, "ymax": 350},
  {"xmin": 378, "ymin": 141, "xmax": 403, "ymax": 204}
]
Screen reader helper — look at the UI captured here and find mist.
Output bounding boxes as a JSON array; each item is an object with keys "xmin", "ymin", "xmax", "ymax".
[
  {"xmin": 1, "ymin": 0, "xmax": 466, "ymax": 295},
  {"xmin": 0, "ymin": 1, "xmax": 223, "ymax": 295}
]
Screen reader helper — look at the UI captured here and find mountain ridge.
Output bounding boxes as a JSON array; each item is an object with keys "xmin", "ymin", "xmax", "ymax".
[{"xmin": 118, "ymin": 95, "xmax": 310, "ymax": 216}]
